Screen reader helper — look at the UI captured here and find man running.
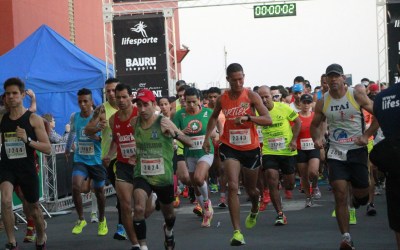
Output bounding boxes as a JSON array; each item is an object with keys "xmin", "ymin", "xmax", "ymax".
[
  {"xmin": 130, "ymin": 88, "xmax": 192, "ymax": 250},
  {"xmin": 310, "ymin": 63, "xmax": 376, "ymax": 250},
  {"xmin": 0, "ymin": 78, "xmax": 51, "ymax": 250},
  {"xmin": 65, "ymin": 88, "xmax": 108, "ymax": 236},
  {"xmin": 203, "ymin": 63, "xmax": 272, "ymax": 246},
  {"xmin": 257, "ymin": 85, "xmax": 301, "ymax": 224}
]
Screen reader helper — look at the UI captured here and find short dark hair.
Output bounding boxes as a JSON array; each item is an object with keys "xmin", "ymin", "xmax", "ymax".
[
  {"xmin": 270, "ymin": 86, "xmax": 280, "ymax": 91},
  {"xmin": 77, "ymin": 88, "xmax": 92, "ymax": 97},
  {"xmin": 115, "ymin": 83, "xmax": 132, "ymax": 94},
  {"xmin": 4, "ymin": 77, "xmax": 25, "ymax": 93},
  {"xmin": 184, "ymin": 87, "xmax": 201, "ymax": 99},
  {"xmin": 177, "ymin": 84, "xmax": 190, "ymax": 93},
  {"xmin": 305, "ymin": 83, "xmax": 312, "ymax": 89},
  {"xmin": 208, "ymin": 87, "xmax": 221, "ymax": 95},
  {"xmin": 320, "ymin": 74, "xmax": 327, "ymax": 79},
  {"xmin": 293, "ymin": 76, "xmax": 305, "ymax": 83},
  {"xmin": 105, "ymin": 78, "xmax": 119, "ymax": 85},
  {"xmin": 42, "ymin": 113, "xmax": 54, "ymax": 123},
  {"xmin": 176, "ymin": 80, "xmax": 186, "ymax": 87},
  {"xmin": 226, "ymin": 63, "xmax": 243, "ymax": 76},
  {"xmin": 157, "ymin": 96, "xmax": 171, "ymax": 106}
]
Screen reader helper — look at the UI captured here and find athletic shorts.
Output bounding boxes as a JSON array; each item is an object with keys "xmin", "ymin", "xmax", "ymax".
[
  {"xmin": 296, "ymin": 149, "xmax": 320, "ymax": 163},
  {"xmin": 107, "ymin": 158, "xmax": 117, "ymax": 187},
  {"xmin": 219, "ymin": 143, "xmax": 260, "ymax": 170},
  {"xmin": 115, "ymin": 161, "xmax": 135, "ymax": 184},
  {"xmin": 0, "ymin": 161, "xmax": 39, "ymax": 203},
  {"xmin": 186, "ymin": 154, "xmax": 214, "ymax": 173},
  {"xmin": 327, "ymin": 147, "xmax": 369, "ymax": 189},
  {"xmin": 134, "ymin": 177, "xmax": 174, "ymax": 204},
  {"xmin": 386, "ymin": 173, "xmax": 400, "ymax": 232},
  {"xmin": 261, "ymin": 155, "xmax": 295, "ymax": 175},
  {"xmin": 72, "ymin": 162, "xmax": 107, "ymax": 188}
]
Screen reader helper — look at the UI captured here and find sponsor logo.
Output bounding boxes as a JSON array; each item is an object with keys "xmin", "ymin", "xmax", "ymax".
[
  {"xmin": 117, "ymin": 133, "xmax": 134, "ymax": 142},
  {"xmin": 187, "ymin": 120, "xmax": 202, "ymax": 133},
  {"xmin": 126, "ymin": 57, "xmax": 157, "ymax": 71},
  {"xmin": 121, "ymin": 21, "xmax": 159, "ymax": 46},
  {"xmin": 382, "ymin": 95, "xmax": 400, "ymax": 110},
  {"xmin": 139, "ymin": 83, "xmax": 146, "ymax": 88}
]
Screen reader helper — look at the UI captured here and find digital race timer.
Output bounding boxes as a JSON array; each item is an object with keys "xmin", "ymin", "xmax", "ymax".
[{"xmin": 254, "ymin": 3, "xmax": 296, "ymax": 18}]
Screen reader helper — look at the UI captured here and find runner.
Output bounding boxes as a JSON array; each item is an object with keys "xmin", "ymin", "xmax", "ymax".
[
  {"xmin": 0, "ymin": 78, "xmax": 51, "ymax": 250},
  {"xmin": 102, "ymin": 83, "xmax": 140, "ymax": 249},
  {"xmin": 173, "ymin": 87, "xmax": 216, "ymax": 227},
  {"xmin": 84, "ymin": 78, "xmax": 128, "ymax": 240},
  {"xmin": 130, "ymin": 88, "xmax": 192, "ymax": 250},
  {"xmin": 257, "ymin": 85, "xmax": 301, "ymax": 224},
  {"xmin": 202, "ymin": 63, "xmax": 272, "ymax": 246},
  {"xmin": 310, "ymin": 63, "xmax": 377, "ymax": 250},
  {"xmin": 64, "ymin": 88, "xmax": 108, "ymax": 236},
  {"xmin": 296, "ymin": 94, "xmax": 320, "ymax": 207}
]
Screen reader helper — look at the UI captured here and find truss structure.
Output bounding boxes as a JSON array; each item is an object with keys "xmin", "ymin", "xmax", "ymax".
[{"xmin": 376, "ymin": 0, "xmax": 389, "ymax": 84}]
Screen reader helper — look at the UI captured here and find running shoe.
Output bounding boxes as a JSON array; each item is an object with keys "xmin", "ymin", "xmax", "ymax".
[
  {"xmin": 366, "ymin": 203, "xmax": 377, "ymax": 216},
  {"xmin": 230, "ymin": 230, "xmax": 245, "ymax": 246},
  {"xmin": 259, "ymin": 201, "xmax": 267, "ymax": 211},
  {"xmin": 245, "ymin": 209, "xmax": 259, "ymax": 229},
  {"xmin": 274, "ymin": 212, "xmax": 287, "ymax": 226},
  {"xmin": 263, "ymin": 190, "xmax": 271, "ymax": 204},
  {"xmin": 130, "ymin": 246, "xmax": 141, "ymax": 250},
  {"xmin": 113, "ymin": 224, "xmax": 128, "ymax": 240},
  {"xmin": 340, "ymin": 236, "xmax": 355, "ymax": 250},
  {"xmin": 173, "ymin": 195, "xmax": 180, "ymax": 208},
  {"xmin": 35, "ymin": 241, "xmax": 46, "ymax": 250},
  {"xmin": 218, "ymin": 197, "xmax": 227, "ymax": 208},
  {"xmin": 305, "ymin": 197, "xmax": 313, "ymax": 208},
  {"xmin": 72, "ymin": 219, "xmax": 87, "ymax": 234},
  {"xmin": 332, "ymin": 209, "xmax": 336, "ymax": 217},
  {"xmin": 312, "ymin": 187, "xmax": 322, "ymax": 199},
  {"xmin": 163, "ymin": 224, "xmax": 175, "ymax": 250},
  {"xmin": 98, "ymin": 217, "xmax": 108, "ymax": 236},
  {"xmin": 182, "ymin": 186, "xmax": 189, "ymax": 198},
  {"xmin": 5, "ymin": 243, "xmax": 18, "ymax": 250},
  {"xmin": 284, "ymin": 190, "xmax": 293, "ymax": 199},
  {"xmin": 90, "ymin": 212, "xmax": 99, "ymax": 223},
  {"xmin": 210, "ymin": 184, "xmax": 219, "ymax": 193},
  {"xmin": 349, "ymin": 208, "xmax": 357, "ymax": 225},
  {"xmin": 23, "ymin": 226, "xmax": 36, "ymax": 242},
  {"xmin": 193, "ymin": 204, "xmax": 203, "ymax": 217},
  {"xmin": 201, "ymin": 200, "xmax": 214, "ymax": 227}
]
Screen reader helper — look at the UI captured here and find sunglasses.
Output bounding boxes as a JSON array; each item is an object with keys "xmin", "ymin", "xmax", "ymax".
[{"xmin": 272, "ymin": 94, "xmax": 282, "ymax": 99}]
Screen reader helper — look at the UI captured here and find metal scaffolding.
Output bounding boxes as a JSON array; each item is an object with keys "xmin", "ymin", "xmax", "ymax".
[{"xmin": 376, "ymin": 0, "xmax": 389, "ymax": 83}]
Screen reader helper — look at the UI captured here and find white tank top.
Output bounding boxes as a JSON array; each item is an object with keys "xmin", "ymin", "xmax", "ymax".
[{"xmin": 322, "ymin": 88, "xmax": 364, "ymax": 151}]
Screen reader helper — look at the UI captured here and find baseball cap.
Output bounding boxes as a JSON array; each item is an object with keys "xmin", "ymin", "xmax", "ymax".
[
  {"xmin": 133, "ymin": 88, "xmax": 156, "ymax": 103},
  {"xmin": 369, "ymin": 83, "xmax": 379, "ymax": 92},
  {"xmin": 292, "ymin": 83, "xmax": 304, "ymax": 93},
  {"xmin": 300, "ymin": 94, "xmax": 313, "ymax": 103},
  {"xmin": 326, "ymin": 63, "xmax": 344, "ymax": 75}
]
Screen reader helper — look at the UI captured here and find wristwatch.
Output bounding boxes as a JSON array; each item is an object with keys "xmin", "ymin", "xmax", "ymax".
[{"xmin": 26, "ymin": 137, "xmax": 32, "ymax": 145}]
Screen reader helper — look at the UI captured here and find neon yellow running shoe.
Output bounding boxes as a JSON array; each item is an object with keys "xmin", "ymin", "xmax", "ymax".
[
  {"xmin": 72, "ymin": 219, "xmax": 87, "ymax": 234},
  {"xmin": 230, "ymin": 230, "xmax": 245, "ymax": 246},
  {"xmin": 98, "ymin": 217, "xmax": 108, "ymax": 236},
  {"xmin": 349, "ymin": 208, "xmax": 357, "ymax": 225},
  {"xmin": 245, "ymin": 211, "xmax": 259, "ymax": 229}
]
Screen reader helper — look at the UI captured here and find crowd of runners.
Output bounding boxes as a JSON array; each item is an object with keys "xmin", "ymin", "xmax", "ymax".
[{"xmin": 0, "ymin": 62, "xmax": 399, "ymax": 250}]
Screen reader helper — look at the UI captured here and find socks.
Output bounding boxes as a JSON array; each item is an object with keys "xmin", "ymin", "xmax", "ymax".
[{"xmin": 91, "ymin": 191, "xmax": 98, "ymax": 214}]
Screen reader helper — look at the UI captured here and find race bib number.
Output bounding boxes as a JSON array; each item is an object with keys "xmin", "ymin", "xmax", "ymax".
[
  {"xmin": 189, "ymin": 135, "xmax": 205, "ymax": 150},
  {"xmin": 229, "ymin": 129, "xmax": 251, "ymax": 146},
  {"xmin": 268, "ymin": 137, "xmax": 286, "ymax": 151},
  {"xmin": 327, "ymin": 147, "xmax": 347, "ymax": 161},
  {"xmin": 120, "ymin": 142, "xmax": 136, "ymax": 158},
  {"xmin": 78, "ymin": 142, "xmax": 95, "ymax": 155},
  {"xmin": 141, "ymin": 158, "xmax": 165, "ymax": 176},
  {"xmin": 4, "ymin": 132, "xmax": 27, "ymax": 159},
  {"xmin": 300, "ymin": 138, "xmax": 315, "ymax": 150}
]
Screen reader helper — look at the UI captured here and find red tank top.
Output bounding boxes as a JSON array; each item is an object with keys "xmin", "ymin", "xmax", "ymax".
[
  {"xmin": 114, "ymin": 106, "xmax": 138, "ymax": 163},
  {"xmin": 296, "ymin": 112, "xmax": 314, "ymax": 150},
  {"xmin": 220, "ymin": 88, "xmax": 259, "ymax": 150}
]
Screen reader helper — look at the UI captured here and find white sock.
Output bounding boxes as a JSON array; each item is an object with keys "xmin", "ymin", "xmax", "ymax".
[
  {"xmin": 198, "ymin": 182, "xmax": 208, "ymax": 201},
  {"xmin": 91, "ymin": 191, "xmax": 98, "ymax": 214},
  {"xmin": 165, "ymin": 227, "xmax": 173, "ymax": 237}
]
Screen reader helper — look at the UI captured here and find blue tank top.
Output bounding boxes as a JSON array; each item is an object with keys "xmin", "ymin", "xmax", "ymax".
[{"xmin": 73, "ymin": 112, "xmax": 101, "ymax": 165}]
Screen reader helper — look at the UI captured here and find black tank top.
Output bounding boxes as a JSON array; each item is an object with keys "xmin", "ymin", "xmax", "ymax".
[{"xmin": 1, "ymin": 110, "xmax": 37, "ymax": 165}]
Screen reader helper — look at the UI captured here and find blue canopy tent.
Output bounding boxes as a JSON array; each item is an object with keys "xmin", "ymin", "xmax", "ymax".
[{"xmin": 0, "ymin": 24, "xmax": 112, "ymax": 134}]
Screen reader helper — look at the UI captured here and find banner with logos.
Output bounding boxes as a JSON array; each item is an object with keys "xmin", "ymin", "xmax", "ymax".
[
  {"xmin": 387, "ymin": 2, "xmax": 400, "ymax": 85},
  {"xmin": 113, "ymin": 14, "xmax": 168, "ymax": 97}
]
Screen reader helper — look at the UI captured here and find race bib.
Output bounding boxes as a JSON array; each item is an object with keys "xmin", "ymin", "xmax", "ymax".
[
  {"xmin": 141, "ymin": 158, "xmax": 165, "ymax": 176},
  {"xmin": 120, "ymin": 142, "xmax": 136, "ymax": 158},
  {"xmin": 268, "ymin": 137, "xmax": 286, "ymax": 151},
  {"xmin": 300, "ymin": 138, "xmax": 315, "ymax": 150},
  {"xmin": 78, "ymin": 142, "xmax": 95, "ymax": 155},
  {"xmin": 189, "ymin": 135, "xmax": 205, "ymax": 150},
  {"xmin": 4, "ymin": 132, "xmax": 27, "ymax": 159},
  {"xmin": 257, "ymin": 127, "xmax": 263, "ymax": 140},
  {"xmin": 327, "ymin": 147, "xmax": 347, "ymax": 161},
  {"xmin": 229, "ymin": 129, "xmax": 251, "ymax": 146}
]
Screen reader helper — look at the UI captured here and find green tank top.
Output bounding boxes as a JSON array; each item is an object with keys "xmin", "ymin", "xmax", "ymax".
[
  {"xmin": 101, "ymin": 102, "xmax": 118, "ymax": 158},
  {"xmin": 173, "ymin": 107, "xmax": 214, "ymax": 158},
  {"xmin": 135, "ymin": 115, "xmax": 174, "ymax": 186}
]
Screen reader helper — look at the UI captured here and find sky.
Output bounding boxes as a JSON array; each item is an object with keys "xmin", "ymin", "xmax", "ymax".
[{"xmin": 178, "ymin": 0, "xmax": 379, "ymax": 90}]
